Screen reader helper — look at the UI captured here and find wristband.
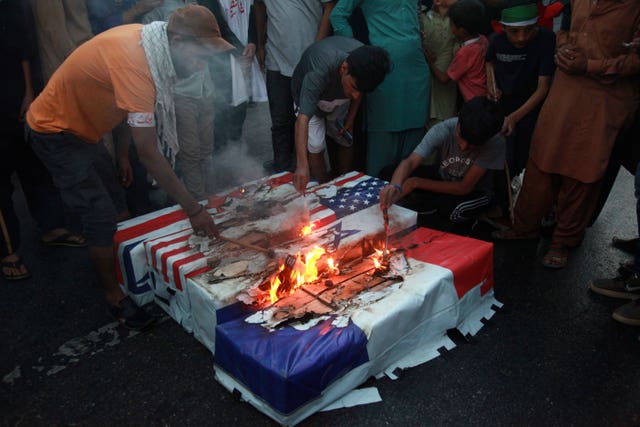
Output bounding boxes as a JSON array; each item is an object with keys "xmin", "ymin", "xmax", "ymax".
[
  {"xmin": 188, "ymin": 204, "xmax": 205, "ymax": 218},
  {"xmin": 389, "ymin": 183, "xmax": 402, "ymax": 192}
]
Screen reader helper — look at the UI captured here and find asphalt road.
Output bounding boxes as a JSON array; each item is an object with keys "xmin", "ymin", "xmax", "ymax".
[{"xmin": 2, "ymin": 102, "xmax": 639, "ymax": 426}]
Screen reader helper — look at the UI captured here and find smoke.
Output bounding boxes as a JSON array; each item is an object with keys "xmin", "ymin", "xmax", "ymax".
[{"xmin": 207, "ymin": 139, "xmax": 269, "ymax": 194}]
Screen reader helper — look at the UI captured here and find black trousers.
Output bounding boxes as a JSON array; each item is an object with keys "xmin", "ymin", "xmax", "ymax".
[
  {"xmin": 379, "ymin": 164, "xmax": 491, "ymax": 224},
  {"xmin": 0, "ymin": 118, "xmax": 66, "ymax": 257}
]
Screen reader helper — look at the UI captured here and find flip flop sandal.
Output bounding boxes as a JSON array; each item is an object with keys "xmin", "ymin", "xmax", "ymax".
[
  {"xmin": 541, "ymin": 245, "xmax": 569, "ymax": 269},
  {"xmin": 41, "ymin": 231, "xmax": 87, "ymax": 248},
  {"xmin": 1, "ymin": 259, "xmax": 31, "ymax": 281}
]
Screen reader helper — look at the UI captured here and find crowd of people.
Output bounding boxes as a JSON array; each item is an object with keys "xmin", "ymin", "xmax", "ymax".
[{"xmin": 0, "ymin": 0, "xmax": 638, "ymax": 329}]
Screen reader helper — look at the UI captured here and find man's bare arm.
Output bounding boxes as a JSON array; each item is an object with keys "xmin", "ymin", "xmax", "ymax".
[
  {"xmin": 130, "ymin": 126, "xmax": 219, "ymax": 237},
  {"xmin": 316, "ymin": 1, "xmax": 336, "ymax": 41},
  {"xmin": 293, "ymin": 114, "xmax": 311, "ymax": 194}
]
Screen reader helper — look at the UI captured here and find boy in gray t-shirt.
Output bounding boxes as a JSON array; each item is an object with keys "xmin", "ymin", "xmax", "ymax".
[{"xmin": 379, "ymin": 97, "xmax": 505, "ymax": 225}]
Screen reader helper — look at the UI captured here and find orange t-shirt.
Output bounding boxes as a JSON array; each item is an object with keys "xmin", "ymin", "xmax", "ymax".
[{"xmin": 27, "ymin": 24, "xmax": 155, "ymax": 143}]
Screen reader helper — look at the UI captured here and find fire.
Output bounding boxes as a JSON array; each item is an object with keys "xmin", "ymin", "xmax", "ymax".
[
  {"xmin": 300, "ymin": 246, "xmax": 325, "ymax": 283},
  {"xmin": 300, "ymin": 223, "xmax": 315, "ymax": 237},
  {"xmin": 372, "ymin": 248, "xmax": 389, "ymax": 271},
  {"xmin": 266, "ymin": 246, "xmax": 326, "ymax": 304},
  {"xmin": 269, "ymin": 265, "xmax": 285, "ymax": 303},
  {"xmin": 327, "ymin": 258, "xmax": 337, "ymax": 273}
]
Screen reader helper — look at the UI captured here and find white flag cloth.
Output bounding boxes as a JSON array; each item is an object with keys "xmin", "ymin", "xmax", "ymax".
[{"xmin": 218, "ymin": 0, "xmax": 267, "ymax": 102}]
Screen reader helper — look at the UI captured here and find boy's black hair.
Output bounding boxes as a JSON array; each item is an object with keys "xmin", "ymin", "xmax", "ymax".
[
  {"xmin": 458, "ymin": 97, "xmax": 504, "ymax": 146},
  {"xmin": 346, "ymin": 45, "xmax": 391, "ymax": 93},
  {"xmin": 447, "ymin": 0, "xmax": 486, "ymax": 36}
]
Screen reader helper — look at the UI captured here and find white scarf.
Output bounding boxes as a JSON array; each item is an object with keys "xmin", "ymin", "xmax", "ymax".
[{"xmin": 140, "ymin": 21, "xmax": 179, "ymax": 166}]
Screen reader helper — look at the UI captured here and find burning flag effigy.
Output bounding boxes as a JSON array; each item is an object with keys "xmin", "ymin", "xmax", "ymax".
[{"xmin": 113, "ymin": 172, "xmax": 499, "ymax": 425}]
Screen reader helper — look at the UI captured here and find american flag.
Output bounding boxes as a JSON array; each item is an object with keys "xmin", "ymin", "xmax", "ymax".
[
  {"xmin": 115, "ymin": 171, "xmax": 392, "ymax": 299},
  {"xmin": 317, "ymin": 177, "xmax": 386, "ymax": 219},
  {"xmin": 307, "ymin": 173, "xmax": 388, "ymax": 230},
  {"xmin": 114, "ymin": 172, "xmax": 295, "ymax": 299}
]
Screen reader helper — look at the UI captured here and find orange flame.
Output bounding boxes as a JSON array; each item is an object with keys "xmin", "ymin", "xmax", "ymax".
[
  {"xmin": 268, "ymin": 246, "xmax": 325, "ymax": 304},
  {"xmin": 372, "ymin": 248, "xmax": 389, "ymax": 270},
  {"xmin": 373, "ymin": 257, "xmax": 381, "ymax": 270},
  {"xmin": 327, "ymin": 257, "xmax": 341, "ymax": 275},
  {"xmin": 300, "ymin": 246, "xmax": 325, "ymax": 283},
  {"xmin": 300, "ymin": 223, "xmax": 315, "ymax": 237}
]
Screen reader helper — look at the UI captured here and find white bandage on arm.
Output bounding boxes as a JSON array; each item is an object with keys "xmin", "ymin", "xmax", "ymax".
[{"xmin": 127, "ymin": 112, "xmax": 156, "ymax": 128}]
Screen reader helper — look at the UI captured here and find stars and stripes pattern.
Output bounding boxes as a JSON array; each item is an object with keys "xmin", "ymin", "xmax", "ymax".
[
  {"xmin": 114, "ymin": 172, "xmax": 294, "ymax": 296},
  {"xmin": 115, "ymin": 171, "xmax": 390, "ymax": 297},
  {"xmin": 307, "ymin": 172, "xmax": 387, "ymax": 230},
  {"xmin": 318, "ymin": 177, "xmax": 386, "ymax": 219}
]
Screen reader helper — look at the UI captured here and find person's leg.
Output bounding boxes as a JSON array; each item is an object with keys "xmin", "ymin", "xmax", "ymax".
[
  {"xmin": 307, "ymin": 115, "xmax": 329, "ymax": 183},
  {"xmin": 266, "ymin": 71, "xmax": 295, "ymax": 172},
  {"xmin": 92, "ymin": 139, "xmax": 130, "ymax": 221},
  {"xmin": 512, "ymin": 115, "xmax": 536, "ymax": 177},
  {"xmin": 28, "ymin": 131, "xmax": 119, "ymax": 293},
  {"xmin": 309, "ymin": 152, "xmax": 328, "ymax": 184},
  {"xmin": 0, "ymin": 121, "xmax": 21, "ymax": 251},
  {"xmin": 367, "ymin": 131, "xmax": 397, "ymax": 178},
  {"xmin": 0, "ymin": 187, "xmax": 20, "ymax": 260},
  {"xmin": 494, "ymin": 158, "xmax": 557, "ymax": 239},
  {"xmin": 446, "ymin": 193, "xmax": 491, "ymax": 223},
  {"xmin": 14, "ymin": 133, "xmax": 86, "ymax": 245},
  {"xmin": 367, "ymin": 128, "xmax": 425, "ymax": 178},
  {"xmin": 608, "ymin": 164, "xmax": 640, "ymax": 326},
  {"xmin": 328, "ymin": 141, "xmax": 354, "ymax": 177},
  {"xmin": 326, "ymin": 102, "xmax": 354, "ymax": 176},
  {"xmin": 552, "ymin": 176, "xmax": 602, "ymax": 248},
  {"xmin": 27, "ymin": 127, "xmax": 152, "ymax": 328},
  {"xmin": 541, "ymin": 176, "xmax": 602, "ymax": 268},
  {"xmin": 397, "ymin": 128, "xmax": 426, "ymax": 161},
  {"xmin": 491, "ymin": 131, "xmax": 520, "ymax": 219},
  {"xmin": 0, "ymin": 122, "xmax": 27, "ymax": 279},
  {"xmin": 226, "ymin": 102, "xmax": 248, "ymax": 143}
]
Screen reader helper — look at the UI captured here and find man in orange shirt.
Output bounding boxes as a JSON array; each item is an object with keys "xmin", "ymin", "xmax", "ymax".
[{"xmin": 26, "ymin": 5, "xmax": 232, "ymax": 330}]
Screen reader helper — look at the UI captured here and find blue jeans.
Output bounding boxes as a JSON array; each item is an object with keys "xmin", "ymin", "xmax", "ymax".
[{"xmin": 26, "ymin": 126, "xmax": 118, "ymax": 247}]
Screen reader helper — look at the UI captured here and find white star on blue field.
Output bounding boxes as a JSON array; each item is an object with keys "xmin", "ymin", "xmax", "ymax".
[{"xmin": 320, "ymin": 178, "xmax": 386, "ymax": 219}]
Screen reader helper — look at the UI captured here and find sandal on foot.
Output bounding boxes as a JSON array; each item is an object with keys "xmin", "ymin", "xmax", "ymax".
[
  {"xmin": 542, "ymin": 245, "xmax": 569, "ymax": 269},
  {"xmin": 1, "ymin": 257, "xmax": 31, "ymax": 281},
  {"xmin": 41, "ymin": 231, "xmax": 87, "ymax": 248}
]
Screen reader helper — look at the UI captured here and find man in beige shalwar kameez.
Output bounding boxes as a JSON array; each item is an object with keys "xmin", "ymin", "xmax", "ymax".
[{"xmin": 494, "ymin": 0, "xmax": 640, "ymax": 268}]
